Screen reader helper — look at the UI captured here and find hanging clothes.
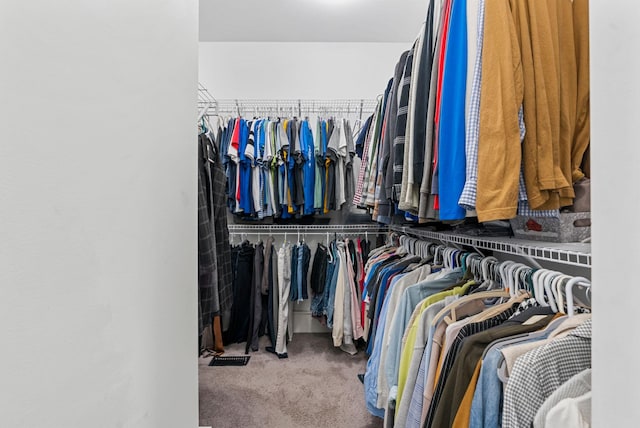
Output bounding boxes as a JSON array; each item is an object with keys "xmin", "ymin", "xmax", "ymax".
[
  {"xmin": 358, "ymin": 234, "xmax": 592, "ymax": 428},
  {"xmin": 358, "ymin": 0, "xmax": 590, "ymax": 224},
  {"xmin": 225, "ymin": 241, "xmax": 254, "ymax": 345},
  {"xmin": 245, "ymin": 241, "xmax": 264, "ymax": 354},
  {"xmin": 217, "ymin": 115, "xmax": 361, "ymax": 220},
  {"xmin": 198, "ymin": 131, "xmax": 234, "ymax": 355},
  {"xmin": 290, "ymin": 241, "xmax": 311, "ymax": 302}
]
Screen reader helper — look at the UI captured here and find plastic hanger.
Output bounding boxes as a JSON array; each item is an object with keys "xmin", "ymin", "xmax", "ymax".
[
  {"xmin": 504, "ymin": 263, "xmax": 518, "ymax": 293},
  {"xmin": 443, "ymin": 248, "xmax": 451, "ymax": 269},
  {"xmin": 543, "ymin": 271, "xmax": 561, "ymax": 312},
  {"xmin": 506, "ymin": 263, "xmax": 527, "ymax": 297},
  {"xmin": 477, "ymin": 257, "xmax": 488, "ymax": 282},
  {"xmin": 497, "ymin": 261, "xmax": 515, "ymax": 295},
  {"xmin": 531, "ymin": 269, "xmax": 548, "ymax": 305},
  {"xmin": 566, "ymin": 277, "xmax": 591, "ymax": 317},
  {"xmin": 433, "ymin": 289, "xmax": 512, "ymax": 326},
  {"xmin": 422, "ymin": 241, "xmax": 429, "ymax": 259},
  {"xmin": 448, "ymin": 248, "xmax": 457, "ymax": 269},
  {"xmin": 551, "ymin": 274, "xmax": 572, "ymax": 313},
  {"xmin": 480, "ymin": 256, "xmax": 498, "ymax": 283},
  {"xmin": 465, "ymin": 253, "xmax": 479, "ymax": 280},
  {"xmin": 451, "ymin": 248, "xmax": 459, "ymax": 268},
  {"xmin": 513, "ymin": 265, "xmax": 532, "ymax": 294},
  {"xmin": 433, "ymin": 245, "xmax": 444, "ymax": 266}
]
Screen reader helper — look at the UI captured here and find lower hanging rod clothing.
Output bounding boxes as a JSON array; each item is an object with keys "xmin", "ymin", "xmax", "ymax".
[
  {"xmin": 361, "ymin": 233, "xmax": 592, "ymax": 428},
  {"xmin": 222, "ymin": 227, "xmax": 382, "ymax": 359}
]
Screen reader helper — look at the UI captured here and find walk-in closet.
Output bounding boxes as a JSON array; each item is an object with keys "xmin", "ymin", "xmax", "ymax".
[
  {"xmin": 196, "ymin": 1, "xmax": 595, "ymax": 426},
  {"xmin": 2, "ymin": 1, "xmax": 638, "ymax": 428}
]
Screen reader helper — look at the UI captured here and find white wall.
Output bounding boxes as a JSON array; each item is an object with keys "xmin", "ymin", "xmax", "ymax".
[
  {"xmin": 0, "ymin": 2, "xmax": 199, "ymax": 427},
  {"xmin": 3, "ymin": 0, "xmax": 637, "ymax": 424},
  {"xmin": 591, "ymin": 2, "xmax": 640, "ymax": 426},
  {"xmin": 199, "ymin": 42, "xmax": 408, "ymax": 99}
]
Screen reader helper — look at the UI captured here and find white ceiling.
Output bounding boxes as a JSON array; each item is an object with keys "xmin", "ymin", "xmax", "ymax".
[{"xmin": 199, "ymin": 0, "xmax": 429, "ymax": 43}]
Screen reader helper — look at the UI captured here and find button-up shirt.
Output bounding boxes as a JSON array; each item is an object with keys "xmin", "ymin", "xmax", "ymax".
[{"xmin": 502, "ymin": 319, "xmax": 592, "ymax": 428}]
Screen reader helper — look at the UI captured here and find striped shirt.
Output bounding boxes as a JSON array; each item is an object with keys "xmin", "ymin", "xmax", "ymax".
[
  {"xmin": 393, "ymin": 44, "xmax": 416, "ymax": 200},
  {"xmin": 458, "ymin": 0, "xmax": 485, "ymax": 211},
  {"xmin": 424, "ymin": 303, "xmax": 519, "ymax": 427}
]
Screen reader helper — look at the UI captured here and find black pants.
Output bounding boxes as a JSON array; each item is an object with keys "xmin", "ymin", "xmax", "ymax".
[{"xmin": 224, "ymin": 243, "xmax": 254, "ymax": 345}]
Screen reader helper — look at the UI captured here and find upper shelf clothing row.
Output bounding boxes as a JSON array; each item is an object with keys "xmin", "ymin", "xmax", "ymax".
[
  {"xmin": 357, "ymin": 0, "xmax": 590, "ymax": 224},
  {"xmin": 201, "ymin": 115, "xmax": 363, "ymax": 219}
]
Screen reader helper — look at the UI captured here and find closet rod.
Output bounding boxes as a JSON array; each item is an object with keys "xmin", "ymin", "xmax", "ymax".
[
  {"xmin": 209, "ymin": 98, "xmax": 379, "ymax": 116},
  {"xmin": 229, "ymin": 231, "xmax": 375, "ymax": 236},
  {"xmin": 389, "ymin": 225, "xmax": 591, "ymax": 268},
  {"xmin": 228, "ymin": 224, "xmax": 387, "ymax": 232}
]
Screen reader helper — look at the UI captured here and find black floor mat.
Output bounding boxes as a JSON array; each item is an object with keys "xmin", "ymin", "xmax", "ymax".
[{"xmin": 209, "ymin": 355, "xmax": 251, "ymax": 366}]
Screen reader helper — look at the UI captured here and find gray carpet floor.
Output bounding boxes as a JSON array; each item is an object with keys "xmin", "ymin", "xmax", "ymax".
[{"xmin": 199, "ymin": 333, "xmax": 384, "ymax": 428}]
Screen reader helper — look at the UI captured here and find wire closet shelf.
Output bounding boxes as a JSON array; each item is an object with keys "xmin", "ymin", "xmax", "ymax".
[
  {"xmin": 389, "ymin": 225, "xmax": 591, "ymax": 268},
  {"xmin": 198, "ymin": 82, "xmax": 379, "ymax": 118},
  {"xmin": 215, "ymin": 99, "xmax": 378, "ymax": 118}
]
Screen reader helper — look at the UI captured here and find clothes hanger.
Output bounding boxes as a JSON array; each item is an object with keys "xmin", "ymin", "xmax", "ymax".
[
  {"xmin": 531, "ymin": 269, "xmax": 548, "ymax": 305},
  {"xmin": 539, "ymin": 269, "xmax": 558, "ymax": 307},
  {"xmin": 433, "ymin": 289, "xmax": 513, "ymax": 327},
  {"xmin": 504, "ymin": 262, "xmax": 519, "ymax": 294},
  {"xmin": 512, "ymin": 265, "xmax": 531, "ymax": 294},
  {"xmin": 442, "ymin": 248, "xmax": 451, "ymax": 269},
  {"xmin": 565, "ymin": 276, "xmax": 591, "ymax": 316},
  {"xmin": 551, "ymin": 274, "xmax": 572, "ymax": 313},
  {"xmin": 444, "ymin": 247, "xmax": 452, "ymax": 268},
  {"xmin": 455, "ymin": 249, "xmax": 464, "ymax": 269},
  {"xmin": 456, "ymin": 249, "xmax": 466, "ymax": 269},
  {"xmin": 435, "ymin": 245, "xmax": 446, "ymax": 266},
  {"xmin": 512, "ymin": 264, "xmax": 531, "ymax": 293},
  {"xmin": 542, "ymin": 271, "xmax": 562, "ymax": 312},
  {"xmin": 480, "ymin": 256, "xmax": 498, "ymax": 283},
  {"xmin": 520, "ymin": 267, "xmax": 535, "ymax": 295},
  {"xmin": 497, "ymin": 260, "xmax": 516, "ymax": 295},
  {"xmin": 465, "ymin": 253, "xmax": 481, "ymax": 281}
]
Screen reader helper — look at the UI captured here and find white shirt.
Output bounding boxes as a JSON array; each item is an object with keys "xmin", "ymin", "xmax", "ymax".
[{"xmin": 544, "ymin": 392, "xmax": 591, "ymax": 428}]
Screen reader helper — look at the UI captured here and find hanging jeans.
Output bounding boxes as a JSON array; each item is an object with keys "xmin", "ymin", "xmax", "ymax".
[
  {"xmin": 276, "ymin": 244, "xmax": 292, "ymax": 355},
  {"xmin": 325, "ymin": 243, "xmax": 341, "ymax": 329},
  {"xmin": 290, "ymin": 242, "xmax": 311, "ymax": 302}
]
